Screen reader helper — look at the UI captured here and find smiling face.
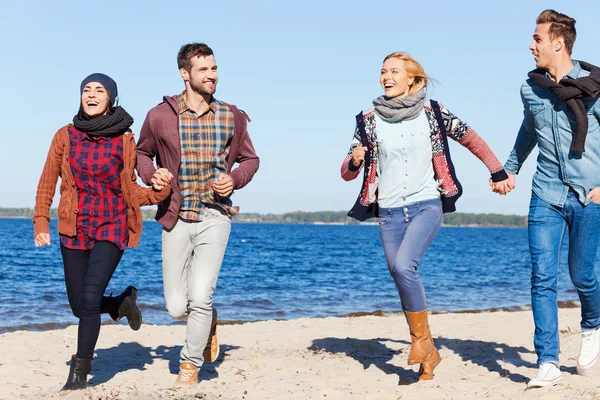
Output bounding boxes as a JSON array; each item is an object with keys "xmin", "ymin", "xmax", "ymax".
[
  {"xmin": 380, "ymin": 58, "xmax": 415, "ymax": 99},
  {"xmin": 81, "ymin": 82, "xmax": 110, "ymax": 117},
  {"xmin": 181, "ymin": 55, "xmax": 218, "ymax": 96}
]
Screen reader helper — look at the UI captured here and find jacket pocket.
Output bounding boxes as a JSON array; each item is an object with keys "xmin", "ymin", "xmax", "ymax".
[{"xmin": 57, "ymin": 195, "xmax": 71, "ymax": 219}]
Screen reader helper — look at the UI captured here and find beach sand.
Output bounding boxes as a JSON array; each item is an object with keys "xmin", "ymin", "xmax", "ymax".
[{"xmin": 1, "ymin": 308, "xmax": 599, "ymax": 400}]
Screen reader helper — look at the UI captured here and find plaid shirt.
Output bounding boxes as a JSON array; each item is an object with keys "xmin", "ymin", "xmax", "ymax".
[
  {"xmin": 178, "ymin": 92, "xmax": 235, "ymax": 220},
  {"xmin": 60, "ymin": 127, "xmax": 128, "ymax": 250}
]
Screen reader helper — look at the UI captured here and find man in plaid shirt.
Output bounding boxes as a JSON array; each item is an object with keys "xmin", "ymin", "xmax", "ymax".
[{"xmin": 137, "ymin": 43, "xmax": 259, "ymax": 386}]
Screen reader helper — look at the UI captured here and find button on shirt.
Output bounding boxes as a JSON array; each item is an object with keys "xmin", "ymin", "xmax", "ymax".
[
  {"xmin": 375, "ymin": 110, "xmax": 440, "ymax": 208},
  {"xmin": 505, "ymin": 61, "xmax": 600, "ymax": 207}
]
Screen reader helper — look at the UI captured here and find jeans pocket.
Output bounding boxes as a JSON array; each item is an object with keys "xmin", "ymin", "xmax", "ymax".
[{"xmin": 378, "ymin": 212, "xmax": 391, "ymax": 226}]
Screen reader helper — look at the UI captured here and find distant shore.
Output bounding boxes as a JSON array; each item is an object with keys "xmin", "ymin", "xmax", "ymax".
[{"xmin": 0, "ymin": 208, "xmax": 528, "ymax": 227}]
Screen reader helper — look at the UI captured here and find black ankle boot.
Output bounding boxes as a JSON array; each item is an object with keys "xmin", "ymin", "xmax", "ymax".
[
  {"xmin": 61, "ymin": 355, "xmax": 92, "ymax": 391},
  {"xmin": 109, "ymin": 286, "xmax": 142, "ymax": 331}
]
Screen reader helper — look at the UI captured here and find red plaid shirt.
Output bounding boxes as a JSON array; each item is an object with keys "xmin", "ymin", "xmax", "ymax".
[{"xmin": 60, "ymin": 127, "xmax": 128, "ymax": 250}]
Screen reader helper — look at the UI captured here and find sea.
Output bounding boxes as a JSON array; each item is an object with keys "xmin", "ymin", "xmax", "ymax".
[{"xmin": 0, "ymin": 218, "xmax": 586, "ymax": 333}]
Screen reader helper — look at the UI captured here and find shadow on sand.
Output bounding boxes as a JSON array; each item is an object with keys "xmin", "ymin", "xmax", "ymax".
[
  {"xmin": 61, "ymin": 341, "xmax": 240, "ymax": 386},
  {"xmin": 309, "ymin": 336, "xmax": 537, "ymax": 385}
]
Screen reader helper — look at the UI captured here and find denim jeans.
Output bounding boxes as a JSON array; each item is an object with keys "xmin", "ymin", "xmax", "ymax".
[
  {"xmin": 378, "ymin": 198, "xmax": 442, "ymax": 312},
  {"xmin": 528, "ymin": 192, "xmax": 600, "ymax": 366}
]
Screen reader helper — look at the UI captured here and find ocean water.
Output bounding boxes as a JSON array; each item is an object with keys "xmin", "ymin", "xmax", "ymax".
[{"xmin": 0, "ymin": 218, "xmax": 586, "ymax": 333}]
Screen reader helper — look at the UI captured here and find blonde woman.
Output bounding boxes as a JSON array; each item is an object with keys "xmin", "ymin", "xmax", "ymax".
[{"xmin": 341, "ymin": 52, "xmax": 512, "ymax": 381}]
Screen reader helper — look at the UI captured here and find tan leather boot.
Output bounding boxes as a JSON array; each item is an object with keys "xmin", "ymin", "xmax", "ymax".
[
  {"xmin": 203, "ymin": 308, "xmax": 220, "ymax": 362},
  {"xmin": 174, "ymin": 362, "xmax": 199, "ymax": 386},
  {"xmin": 418, "ymin": 328, "xmax": 441, "ymax": 381},
  {"xmin": 405, "ymin": 309, "xmax": 433, "ymax": 365}
]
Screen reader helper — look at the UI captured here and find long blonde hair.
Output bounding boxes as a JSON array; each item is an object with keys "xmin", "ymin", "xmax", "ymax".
[{"xmin": 383, "ymin": 52, "xmax": 430, "ymax": 96}]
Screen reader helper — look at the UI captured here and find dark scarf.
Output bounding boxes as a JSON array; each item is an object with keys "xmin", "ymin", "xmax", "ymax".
[
  {"xmin": 73, "ymin": 106, "xmax": 134, "ymax": 137},
  {"xmin": 528, "ymin": 61, "xmax": 600, "ymax": 153}
]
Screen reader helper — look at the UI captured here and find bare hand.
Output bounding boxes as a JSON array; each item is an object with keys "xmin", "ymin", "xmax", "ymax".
[
  {"xmin": 34, "ymin": 232, "xmax": 51, "ymax": 247},
  {"xmin": 586, "ymin": 187, "xmax": 600, "ymax": 204},
  {"xmin": 213, "ymin": 173, "xmax": 234, "ymax": 197},
  {"xmin": 351, "ymin": 146, "xmax": 368, "ymax": 167},
  {"xmin": 151, "ymin": 168, "xmax": 173, "ymax": 190}
]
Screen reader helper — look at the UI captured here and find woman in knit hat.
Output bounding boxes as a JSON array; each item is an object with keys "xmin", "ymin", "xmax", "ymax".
[{"xmin": 33, "ymin": 73, "xmax": 173, "ymax": 390}]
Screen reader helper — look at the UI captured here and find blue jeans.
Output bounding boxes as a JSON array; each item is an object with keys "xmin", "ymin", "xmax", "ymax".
[
  {"xmin": 379, "ymin": 198, "xmax": 443, "ymax": 312},
  {"xmin": 528, "ymin": 192, "xmax": 600, "ymax": 366}
]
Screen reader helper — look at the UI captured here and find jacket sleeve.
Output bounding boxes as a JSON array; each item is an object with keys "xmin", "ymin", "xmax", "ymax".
[
  {"xmin": 136, "ymin": 111, "xmax": 158, "ymax": 186},
  {"xmin": 33, "ymin": 127, "xmax": 67, "ymax": 237},
  {"xmin": 230, "ymin": 111, "xmax": 260, "ymax": 190},
  {"xmin": 341, "ymin": 123, "xmax": 363, "ymax": 181},
  {"xmin": 439, "ymin": 103, "xmax": 509, "ymax": 183},
  {"xmin": 127, "ymin": 135, "xmax": 170, "ymax": 206}
]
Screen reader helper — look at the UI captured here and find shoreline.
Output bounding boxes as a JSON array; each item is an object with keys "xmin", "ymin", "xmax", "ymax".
[{"xmin": 0, "ymin": 300, "xmax": 580, "ymax": 335}]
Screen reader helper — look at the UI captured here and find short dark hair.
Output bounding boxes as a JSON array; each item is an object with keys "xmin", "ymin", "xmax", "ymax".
[
  {"xmin": 536, "ymin": 9, "xmax": 577, "ymax": 55},
  {"xmin": 177, "ymin": 43, "xmax": 214, "ymax": 71}
]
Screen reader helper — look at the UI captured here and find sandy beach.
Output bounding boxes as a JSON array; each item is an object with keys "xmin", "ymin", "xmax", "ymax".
[{"xmin": 1, "ymin": 308, "xmax": 600, "ymax": 400}]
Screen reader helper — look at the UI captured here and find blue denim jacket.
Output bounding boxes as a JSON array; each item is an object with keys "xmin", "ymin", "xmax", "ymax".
[{"xmin": 505, "ymin": 61, "xmax": 600, "ymax": 207}]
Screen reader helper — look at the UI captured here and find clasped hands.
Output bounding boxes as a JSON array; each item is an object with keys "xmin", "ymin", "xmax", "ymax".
[{"xmin": 490, "ymin": 173, "xmax": 516, "ymax": 196}]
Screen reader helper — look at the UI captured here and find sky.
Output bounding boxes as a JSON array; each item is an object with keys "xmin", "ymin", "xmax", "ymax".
[{"xmin": 1, "ymin": 1, "xmax": 599, "ymax": 215}]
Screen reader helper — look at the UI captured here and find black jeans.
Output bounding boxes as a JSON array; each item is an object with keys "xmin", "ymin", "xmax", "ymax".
[{"xmin": 60, "ymin": 241, "xmax": 124, "ymax": 358}]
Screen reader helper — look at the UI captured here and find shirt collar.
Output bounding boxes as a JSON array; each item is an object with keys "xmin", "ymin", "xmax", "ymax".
[
  {"xmin": 545, "ymin": 60, "xmax": 582, "ymax": 81},
  {"xmin": 178, "ymin": 91, "xmax": 218, "ymax": 115},
  {"xmin": 72, "ymin": 126, "xmax": 104, "ymax": 142},
  {"xmin": 566, "ymin": 60, "xmax": 582, "ymax": 79}
]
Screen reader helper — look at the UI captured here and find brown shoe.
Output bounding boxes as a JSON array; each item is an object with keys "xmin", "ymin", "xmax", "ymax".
[
  {"xmin": 418, "ymin": 328, "xmax": 442, "ymax": 381},
  {"xmin": 405, "ymin": 309, "xmax": 433, "ymax": 365},
  {"xmin": 203, "ymin": 308, "xmax": 220, "ymax": 362},
  {"xmin": 174, "ymin": 362, "xmax": 198, "ymax": 386}
]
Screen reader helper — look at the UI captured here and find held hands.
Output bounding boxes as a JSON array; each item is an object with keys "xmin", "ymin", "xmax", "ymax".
[
  {"xmin": 151, "ymin": 168, "xmax": 173, "ymax": 191},
  {"xmin": 352, "ymin": 146, "xmax": 368, "ymax": 167},
  {"xmin": 213, "ymin": 173, "xmax": 234, "ymax": 197},
  {"xmin": 490, "ymin": 173, "xmax": 516, "ymax": 196},
  {"xmin": 34, "ymin": 232, "xmax": 51, "ymax": 247}
]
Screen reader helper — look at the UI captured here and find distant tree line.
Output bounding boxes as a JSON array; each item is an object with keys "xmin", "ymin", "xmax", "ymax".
[{"xmin": 0, "ymin": 208, "xmax": 527, "ymax": 227}]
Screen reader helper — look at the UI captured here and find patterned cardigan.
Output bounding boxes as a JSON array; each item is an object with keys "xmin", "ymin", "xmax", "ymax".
[{"xmin": 341, "ymin": 100, "xmax": 508, "ymax": 221}]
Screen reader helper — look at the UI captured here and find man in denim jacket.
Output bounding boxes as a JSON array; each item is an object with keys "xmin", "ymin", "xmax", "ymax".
[{"xmin": 498, "ymin": 9, "xmax": 600, "ymax": 388}]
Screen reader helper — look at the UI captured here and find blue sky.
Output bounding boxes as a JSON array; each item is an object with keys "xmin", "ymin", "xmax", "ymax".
[{"xmin": 1, "ymin": 1, "xmax": 599, "ymax": 215}]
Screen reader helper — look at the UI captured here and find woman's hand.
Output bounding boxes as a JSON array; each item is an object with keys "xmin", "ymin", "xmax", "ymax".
[
  {"xmin": 34, "ymin": 232, "xmax": 51, "ymax": 247},
  {"xmin": 351, "ymin": 146, "xmax": 368, "ymax": 167},
  {"xmin": 151, "ymin": 168, "xmax": 173, "ymax": 190}
]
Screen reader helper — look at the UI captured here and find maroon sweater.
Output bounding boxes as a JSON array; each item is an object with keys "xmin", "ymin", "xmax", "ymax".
[{"xmin": 137, "ymin": 95, "xmax": 260, "ymax": 230}]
